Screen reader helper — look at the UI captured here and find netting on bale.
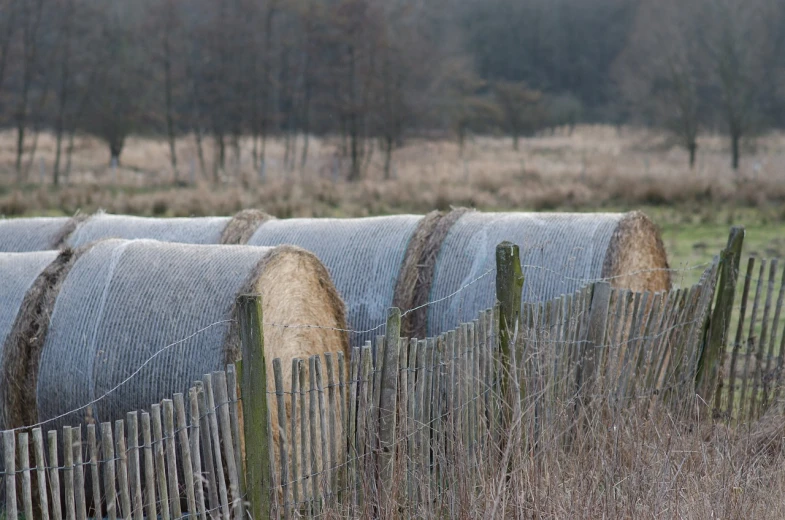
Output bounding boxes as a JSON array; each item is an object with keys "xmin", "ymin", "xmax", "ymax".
[
  {"xmin": 66, "ymin": 213, "xmax": 232, "ymax": 247},
  {"xmin": 0, "ymin": 217, "xmax": 74, "ymax": 252},
  {"xmin": 27, "ymin": 239, "xmax": 347, "ymax": 438},
  {"xmin": 0, "ymin": 251, "xmax": 58, "ymax": 429},
  {"xmin": 426, "ymin": 210, "xmax": 670, "ymax": 337},
  {"xmin": 248, "ymin": 215, "xmax": 423, "ymax": 345}
]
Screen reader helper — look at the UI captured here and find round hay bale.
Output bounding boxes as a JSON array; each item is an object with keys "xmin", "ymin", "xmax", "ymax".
[
  {"xmin": 248, "ymin": 215, "xmax": 424, "ymax": 346},
  {"xmin": 66, "ymin": 213, "xmax": 233, "ymax": 247},
  {"xmin": 0, "ymin": 216, "xmax": 77, "ymax": 252},
  {"xmin": 0, "ymin": 250, "xmax": 60, "ymax": 430},
  {"xmin": 426, "ymin": 210, "xmax": 671, "ymax": 337},
  {"xmin": 22, "ymin": 240, "xmax": 347, "ymax": 447},
  {"xmin": 1, "ymin": 247, "xmax": 87, "ymax": 430},
  {"xmin": 220, "ymin": 209, "xmax": 275, "ymax": 245}
]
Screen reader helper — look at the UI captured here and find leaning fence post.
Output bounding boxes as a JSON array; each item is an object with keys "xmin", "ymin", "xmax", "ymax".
[
  {"xmin": 495, "ymin": 242, "xmax": 524, "ymax": 430},
  {"xmin": 238, "ymin": 294, "xmax": 273, "ymax": 520},
  {"xmin": 377, "ymin": 307, "xmax": 401, "ymax": 502},
  {"xmin": 696, "ymin": 226, "xmax": 744, "ymax": 401}
]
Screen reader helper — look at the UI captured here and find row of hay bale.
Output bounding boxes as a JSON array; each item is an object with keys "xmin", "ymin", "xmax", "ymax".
[
  {"xmin": 0, "ymin": 239, "xmax": 347, "ymax": 439},
  {"xmin": 1, "ymin": 209, "xmax": 671, "ymax": 345}
]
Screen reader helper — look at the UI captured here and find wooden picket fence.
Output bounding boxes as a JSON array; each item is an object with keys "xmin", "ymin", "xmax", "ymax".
[
  {"xmin": 1, "ymin": 367, "xmax": 245, "ymax": 519},
  {"xmin": 6, "ymin": 228, "xmax": 782, "ymax": 519}
]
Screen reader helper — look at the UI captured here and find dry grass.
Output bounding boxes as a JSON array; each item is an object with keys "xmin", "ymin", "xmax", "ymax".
[{"xmin": 1, "ymin": 126, "xmax": 785, "ymax": 219}]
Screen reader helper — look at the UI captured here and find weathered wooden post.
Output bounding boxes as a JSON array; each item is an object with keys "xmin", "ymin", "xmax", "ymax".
[
  {"xmin": 697, "ymin": 226, "xmax": 744, "ymax": 402},
  {"xmin": 378, "ymin": 307, "xmax": 401, "ymax": 501},
  {"xmin": 238, "ymin": 294, "xmax": 273, "ymax": 519},
  {"xmin": 495, "ymin": 242, "xmax": 524, "ymax": 431}
]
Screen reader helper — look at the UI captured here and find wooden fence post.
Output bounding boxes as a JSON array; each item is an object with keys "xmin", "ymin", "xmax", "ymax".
[
  {"xmin": 696, "ymin": 226, "xmax": 744, "ymax": 401},
  {"xmin": 496, "ymin": 242, "xmax": 524, "ymax": 431},
  {"xmin": 238, "ymin": 294, "xmax": 273, "ymax": 520},
  {"xmin": 378, "ymin": 307, "xmax": 401, "ymax": 501}
]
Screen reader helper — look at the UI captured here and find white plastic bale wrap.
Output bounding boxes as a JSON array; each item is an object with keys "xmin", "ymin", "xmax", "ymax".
[
  {"xmin": 0, "ymin": 251, "xmax": 59, "ymax": 428},
  {"xmin": 427, "ymin": 212, "xmax": 623, "ymax": 336},
  {"xmin": 36, "ymin": 239, "xmax": 274, "ymax": 429},
  {"xmin": 66, "ymin": 214, "xmax": 232, "ymax": 247},
  {"xmin": 248, "ymin": 215, "xmax": 421, "ymax": 345},
  {"xmin": 0, "ymin": 217, "xmax": 71, "ymax": 252}
]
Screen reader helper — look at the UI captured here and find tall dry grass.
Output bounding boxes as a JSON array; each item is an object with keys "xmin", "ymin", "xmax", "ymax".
[{"xmin": 2, "ymin": 126, "xmax": 785, "ymax": 218}]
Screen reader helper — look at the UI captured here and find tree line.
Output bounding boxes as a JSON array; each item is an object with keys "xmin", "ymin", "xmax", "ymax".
[{"xmin": 0, "ymin": 0, "xmax": 783, "ymax": 185}]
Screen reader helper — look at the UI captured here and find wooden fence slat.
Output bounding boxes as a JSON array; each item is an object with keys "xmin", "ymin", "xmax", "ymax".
[
  {"xmin": 4, "ymin": 430, "xmax": 17, "ymax": 520},
  {"xmin": 32, "ymin": 428, "xmax": 51, "ymax": 520},
  {"xmin": 336, "ymin": 350, "xmax": 348, "ymax": 504},
  {"xmin": 139, "ymin": 413, "xmax": 158, "ymax": 520},
  {"xmin": 114, "ymin": 420, "xmax": 131, "ymax": 520},
  {"xmin": 740, "ymin": 261, "xmax": 766, "ymax": 419},
  {"xmin": 86, "ymin": 424, "xmax": 100, "ymax": 520},
  {"xmin": 414, "ymin": 338, "xmax": 427, "ymax": 505},
  {"xmin": 213, "ymin": 370, "xmax": 242, "ymax": 519},
  {"xmin": 643, "ymin": 290, "xmax": 677, "ymax": 394},
  {"xmin": 273, "ymin": 359, "xmax": 291, "ymax": 519},
  {"xmin": 289, "ymin": 359, "xmax": 301, "ymax": 512},
  {"xmin": 298, "ymin": 358, "xmax": 311, "ymax": 516},
  {"xmin": 150, "ymin": 405, "xmax": 170, "ymax": 520},
  {"xmin": 48, "ymin": 429, "xmax": 64, "ymax": 520},
  {"xmin": 424, "ymin": 336, "xmax": 436, "ymax": 503},
  {"xmin": 405, "ymin": 338, "xmax": 417, "ymax": 507},
  {"xmin": 225, "ymin": 364, "xmax": 246, "ymax": 498},
  {"xmin": 324, "ymin": 352, "xmax": 339, "ymax": 503},
  {"xmin": 63, "ymin": 426, "xmax": 77, "ymax": 520},
  {"xmin": 356, "ymin": 344, "xmax": 372, "ymax": 510},
  {"xmin": 307, "ymin": 356, "xmax": 321, "ymax": 512},
  {"xmin": 762, "ymin": 261, "xmax": 785, "ymax": 409},
  {"xmin": 19, "ymin": 431, "xmax": 34, "ymax": 520},
  {"xmin": 728, "ymin": 258, "xmax": 755, "ymax": 418},
  {"xmin": 161, "ymin": 400, "xmax": 182, "ymax": 519},
  {"xmin": 72, "ymin": 426, "xmax": 87, "ymax": 520},
  {"xmin": 195, "ymin": 381, "xmax": 219, "ymax": 515},
  {"xmin": 101, "ymin": 423, "xmax": 118, "ymax": 520},
  {"xmin": 188, "ymin": 387, "xmax": 207, "ymax": 520},
  {"xmin": 174, "ymin": 394, "xmax": 197, "ymax": 517},
  {"xmin": 203, "ymin": 374, "xmax": 230, "ymax": 519},
  {"xmin": 751, "ymin": 260, "xmax": 777, "ymax": 420},
  {"xmin": 653, "ymin": 289, "xmax": 688, "ymax": 394},
  {"xmin": 314, "ymin": 355, "xmax": 330, "ymax": 503},
  {"xmin": 125, "ymin": 413, "xmax": 143, "ymax": 520}
]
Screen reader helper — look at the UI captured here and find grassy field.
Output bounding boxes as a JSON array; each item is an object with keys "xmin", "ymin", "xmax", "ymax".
[{"xmin": 1, "ymin": 125, "xmax": 784, "ymax": 284}]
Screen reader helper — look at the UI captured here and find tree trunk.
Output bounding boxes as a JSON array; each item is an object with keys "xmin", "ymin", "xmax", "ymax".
[
  {"xmin": 513, "ymin": 133, "xmax": 519, "ymax": 151},
  {"xmin": 688, "ymin": 141, "xmax": 697, "ymax": 169},
  {"xmin": 194, "ymin": 129, "xmax": 206, "ymax": 179},
  {"xmin": 109, "ymin": 138, "xmax": 124, "ymax": 166},
  {"xmin": 64, "ymin": 128, "xmax": 75, "ymax": 183},
  {"xmin": 162, "ymin": 20, "xmax": 177, "ymax": 183},
  {"xmin": 53, "ymin": 125, "xmax": 64, "ymax": 186},
  {"xmin": 383, "ymin": 135, "xmax": 393, "ymax": 180},
  {"xmin": 731, "ymin": 131, "xmax": 740, "ymax": 170},
  {"xmin": 213, "ymin": 132, "xmax": 225, "ymax": 183},
  {"xmin": 348, "ymin": 115, "xmax": 361, "ymax": 182}
]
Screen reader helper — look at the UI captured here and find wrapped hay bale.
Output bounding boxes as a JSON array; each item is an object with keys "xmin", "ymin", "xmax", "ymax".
[
  {"xmin": 248, "ymin": 214, "xmax": 439, "ymax": 344},
  {"xmin": 0, "ymin": 251, "xmax": 59, "ymax": 429},
  {"xmin": 0, "ymin": 216, "xmax": 79, "ymax": 252},
  {"xmin": 2, "ymin": 240, "xmax": 347, "ymax": 452},
  {"xmin": 65, "ymin": 209, "xmax": 272, "ymax": 248},
  {"xmin": 424, "ymin": 210, "xmax": 670, "ymax": 337}
]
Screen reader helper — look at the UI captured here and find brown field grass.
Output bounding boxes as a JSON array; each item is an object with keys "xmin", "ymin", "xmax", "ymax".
[{"xmin": 1, "ymin": 125, "xmax": 785, "ymax": 219}]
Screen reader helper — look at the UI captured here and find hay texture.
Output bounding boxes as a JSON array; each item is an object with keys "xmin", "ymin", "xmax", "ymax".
[
  {"xmin": 220, "ymin": 209, "xmax": 274, "ymax": 245},
  {"xmin": 248, "ymin": 215, "xmax": 423, "ymax": 346},
  {"xmin": 66, "ymin": 213, "xmax": 233, "ymax": 247},
  {"xmin": 0, "ymin": 251, "xmax": 59, "ymax": 430},
  {"xmin": 0, "ymin": 217, "xmax": 75, "ymax": 252},
  {"xmin": 426, "ymin": 210, "xmax": 671, "ymax": 337},
  {"xmin": 24, "ymin": 240, "xmax": 347, "ymax": 447}
]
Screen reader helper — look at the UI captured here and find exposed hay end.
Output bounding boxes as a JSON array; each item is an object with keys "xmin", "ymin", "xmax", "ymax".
[
  {"xmin": 220, "ymin": 209, "xmax": 275, "ymax": 245},
  {"xmin": 602, "ymin": 211, "xmax": 671, "ymax": 293}
]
